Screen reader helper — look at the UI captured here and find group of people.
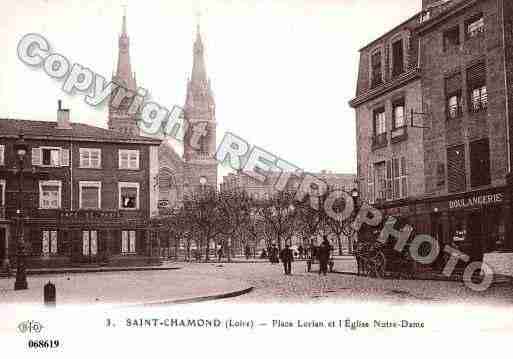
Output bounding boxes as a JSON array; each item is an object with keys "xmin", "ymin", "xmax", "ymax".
[{"xmin": 269, "ymin": 237, "xmax": 332, "ymax": 276}]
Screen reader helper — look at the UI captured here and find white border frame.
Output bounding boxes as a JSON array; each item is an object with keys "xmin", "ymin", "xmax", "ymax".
[{"xmin": 79, "ymin": 181, "xmax": 102, "ymax": 209}]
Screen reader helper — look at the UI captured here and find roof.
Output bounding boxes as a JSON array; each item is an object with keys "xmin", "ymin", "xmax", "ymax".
[{"xmin": 0, "ymin": 118, "xmax": 161, "ymax": 145}]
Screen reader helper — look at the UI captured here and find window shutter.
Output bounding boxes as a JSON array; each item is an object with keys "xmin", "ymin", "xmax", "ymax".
[
  {"xmin": 32, "ymin": 148, "xmax": 42, "ymax": 166},
  {"xmin": 467, "ymin": 62, "xmax": 486, "ymax": 88},
  {"xmin": 393, "ymin": 158, "xmax": 400, "ymax": 199},
  {"xmin": 386, "ymin": 160, "xmax": 392, "ymax": 200},
  {"xmin": 60, "ymin": 148, "xmax": 70, "ymax": 167},
  {"xmin": 447, "ymin": 145, "xmax": 466, "ymax": 193}
]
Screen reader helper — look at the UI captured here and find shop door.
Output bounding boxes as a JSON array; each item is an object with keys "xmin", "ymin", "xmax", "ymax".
[{"xmin": 467, "ymin": 211, "xmax": 484, "ymax": 263}]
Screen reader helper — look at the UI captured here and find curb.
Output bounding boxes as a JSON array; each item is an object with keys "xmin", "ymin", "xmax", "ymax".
[
  {"xmin": 23, "ymin": 266, "xmax": 182, "ymax": 276},
  {"xmin": 130, "ymin": 286, "xmax": 255, "ymax": 306}
]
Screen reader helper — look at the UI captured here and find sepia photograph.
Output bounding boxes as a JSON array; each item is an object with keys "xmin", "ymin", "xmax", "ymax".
[{"xmin": 0, "ymin": 0, "xmax": 512, "ymax": 356}]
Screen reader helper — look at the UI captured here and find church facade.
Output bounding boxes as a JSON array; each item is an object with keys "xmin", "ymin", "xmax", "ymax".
[{"xmin": 108, "ymin": 14, "xmax": 218, "ymax": 209}]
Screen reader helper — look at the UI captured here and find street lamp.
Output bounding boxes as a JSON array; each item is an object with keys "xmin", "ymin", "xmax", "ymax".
[{"xmin": 14, "ymin": 134, "xmax": 28, "ymax": 291}]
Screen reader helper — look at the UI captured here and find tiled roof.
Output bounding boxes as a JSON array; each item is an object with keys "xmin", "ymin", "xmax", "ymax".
[{"xmin": 0, "ymin": 118, "xmax": 161, "ymax": 145}]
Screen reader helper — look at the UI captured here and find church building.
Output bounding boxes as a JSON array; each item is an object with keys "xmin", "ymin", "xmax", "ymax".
[{"xmin": 108, "ymin": 14, "xmax": 219, "ymax": 209}]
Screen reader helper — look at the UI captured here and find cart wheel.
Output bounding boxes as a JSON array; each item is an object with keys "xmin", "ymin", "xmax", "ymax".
[{"xmin": 373, "ymin": 251, "xmax": 386, "ymax": 279}]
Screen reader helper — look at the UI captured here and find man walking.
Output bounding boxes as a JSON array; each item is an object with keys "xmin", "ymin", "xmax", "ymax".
[
  {"xmin": 318, "ymin": 237, "xmax": 331, "ymax": 276},
  {"xmin": 280, "ymin": 244, "xmax": 294, "ymax": 275}
]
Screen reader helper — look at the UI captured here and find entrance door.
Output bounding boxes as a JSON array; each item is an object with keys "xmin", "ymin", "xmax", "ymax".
[
  {"xmin": 467, "ymin": 211, "xmax": 484, "ymax": 263},
  {"xmin": 82, "ymin": 230, "xmax": 98, "ymax": 262}
]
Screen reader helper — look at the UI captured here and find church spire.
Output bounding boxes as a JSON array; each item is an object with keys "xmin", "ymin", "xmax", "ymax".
[
  {"xmin": 115, "ymin": 9, "xmax": 135, "ymax": 90},
  {"xmin": 191, "ymin": 22, "xmax": 208, "ymax": 85}
]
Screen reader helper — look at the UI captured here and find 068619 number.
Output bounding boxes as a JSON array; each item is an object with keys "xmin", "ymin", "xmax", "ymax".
[{"xmin": 28, "ymin": 339, "xmax": 60, "ymax": 349}]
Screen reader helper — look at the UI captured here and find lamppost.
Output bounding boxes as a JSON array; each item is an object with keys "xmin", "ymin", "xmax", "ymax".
[
  {"xmin": 349, "ymin": 188, "xmax": 360, "ymax": 255},
  {"xmin": 14, "ymin": 134, "xmax": 28, "ymax": 291}
]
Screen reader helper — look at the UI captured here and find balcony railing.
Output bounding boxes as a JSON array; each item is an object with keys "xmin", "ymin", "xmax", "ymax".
[
  {"xmin": 391, "ymin": 126, "xmax": 408, "ymax": 144},
  {"xmin": 372, "ymin": 133, "xmax": 388, "ymax": 151}
]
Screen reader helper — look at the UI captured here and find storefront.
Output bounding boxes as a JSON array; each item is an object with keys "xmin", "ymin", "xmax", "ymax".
[{"xmin": 377, "ymin": 185, "xmax": 511, "ymax": 265}]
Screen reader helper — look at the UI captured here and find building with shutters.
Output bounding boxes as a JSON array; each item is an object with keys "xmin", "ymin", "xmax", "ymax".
[
  {"xmin": 350, "ymin": 0, "xmax": 513, "ymax": 263},
  {"xmin": 0, "ymin": 102, "xmax": 161, "ymax": 269}
]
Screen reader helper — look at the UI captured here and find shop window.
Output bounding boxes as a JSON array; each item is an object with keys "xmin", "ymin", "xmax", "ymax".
[
  {"xmin": 467, "ymin": 62, "xmax": 487, "ymax": 112},
  {"xmin": 82, "ymin": 230, "xmax": 98, "ymax": 256},
  {"xmin": 443, "ymin": 26, "xmax": 460, "ymax": 52},
  {"xmin": 122, "ymin": 230, "xmax": 136, "ymax": 254},
  {"xmin": 470, "ymin": 139, "xmax": 491, "ymax": 188},
  {"xmin": 370, "ymin": 49, "xmax": 383, "ymax": 88},
  {"xmin": 447, "ymin": 145, "xmax": 466, "ymax": 193},
  {"xmin": 450, "ymin": 213, "xmax": 466, "ymax": 244},
  {"xmin": 392, "ymin": 39, "xmax": 404, "ymax": 78},
  {"xmin": 119, "ymin": 182, "xmax": 139, "ymax": 210},
  {"xmin": 466, "ymin": 14, "xmax": 484, "ymax": 38},
  {"xmin": 42, "ymin": 230, "xmax": 58, "ymax": 255}
]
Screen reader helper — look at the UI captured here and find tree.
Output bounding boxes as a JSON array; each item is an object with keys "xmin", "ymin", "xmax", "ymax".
[
  {"xmin": 182, "ymin": 188, "xmax": 224, "ymax": 262},
  {"xmin": 259, "ymin": 191, "xmax": 297, "ymax": 250}
]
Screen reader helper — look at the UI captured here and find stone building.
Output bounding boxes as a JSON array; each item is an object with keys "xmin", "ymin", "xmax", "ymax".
[
  {"xmin": 0, "ymin": 103, "xmax": 161, "ymax": 269},
  {"xmin": 220, "ymin": 170, "xmax": 356, "ymax": 199},
  {"xmin": 107, "ymin": 15, "xmax": 218, "ymax": 210},
  {"xmin": 350, "ymin": 0, "xmax": 513, "ymax": 260}
]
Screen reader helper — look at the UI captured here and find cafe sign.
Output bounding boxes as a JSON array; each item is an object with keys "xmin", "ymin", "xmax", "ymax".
[{"xmin": 449, "ymin": 193, "xmax": 504, "ymax": 210}]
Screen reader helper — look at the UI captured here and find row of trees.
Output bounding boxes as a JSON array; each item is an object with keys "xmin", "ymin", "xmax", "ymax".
[{"xmin": 155, "ymin": 187, "xmax": 359, "ymax": 262}]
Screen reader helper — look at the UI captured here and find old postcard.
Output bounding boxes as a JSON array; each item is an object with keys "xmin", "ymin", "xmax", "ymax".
[{"xmin": 0, "ymin": 0, "xmax": 512, "ymax": 356}]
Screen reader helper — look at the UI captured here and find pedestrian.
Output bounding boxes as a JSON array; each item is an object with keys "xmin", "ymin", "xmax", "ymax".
[
  {"xmin": 280, "ymin": 244, "xmax": 294, "ymax": 275},
  {"xmin": 245, "ymin": 244, "xmax": 251, "ymax": 260},
  {"xmin": 269, "ymin": 244, "xmax": 279, "ymax": 264},
  {"xmin": 260, "ymin": 248, "xmax": 268, "ymax": 259},
  {"xmin": 298, "ymin": 245, "xmax": 304, "ymax": 259},
  {"xmin": 318, "ymin": 237, "xmax": 331, "ymax": 276},
  {"xmin": 217, "ymin": 246, "xmax": 223, "ymax": 262}
]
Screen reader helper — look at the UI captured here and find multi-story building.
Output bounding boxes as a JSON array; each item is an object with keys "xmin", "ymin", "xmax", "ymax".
[
  {"xmin": 220, "ymin": 171, "xmax": 356, "ymax": 199},
  {"xmin": 0, "ymin": 102, "xmax": 161, "ymax": 269},
  {"xmin": 350, "ymin": 0, "xmax": 513, "ymax": 260}
]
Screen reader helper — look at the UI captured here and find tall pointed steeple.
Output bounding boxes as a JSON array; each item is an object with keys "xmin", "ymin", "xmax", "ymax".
[
  {"xmin": 108, "ymin": 9, "xmax": 140, "ymax": 136},
  {"xmin": 115, "ymin": 10, "xmax": 136, "ymax": 90},
  {"xmin": 183, "ymin": 18, "xmax": 218, "ymax": 192}
]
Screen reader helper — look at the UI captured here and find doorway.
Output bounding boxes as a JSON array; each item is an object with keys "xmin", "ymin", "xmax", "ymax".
[{"xmin": 467, "ymin": 211, "xmax": 484, "ymax": 263}]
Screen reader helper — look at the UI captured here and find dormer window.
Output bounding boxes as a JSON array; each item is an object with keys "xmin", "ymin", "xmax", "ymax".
[
  {"xmin": 370, "ymin": 49, "xmax": 383, "ymax": 89},
  {"xmin": 392, "ymin": 39, "xmax": 404, "ymax": 78}
]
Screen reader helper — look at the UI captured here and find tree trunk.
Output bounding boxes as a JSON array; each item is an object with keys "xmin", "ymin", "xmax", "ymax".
[{"xmin": 338, "ymin": 234, "xmax": 343, "ymax": 256}]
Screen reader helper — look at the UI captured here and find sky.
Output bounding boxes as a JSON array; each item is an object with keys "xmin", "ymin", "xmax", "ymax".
[{"xmin": 0, "ymin": 0, "xmax": 420, "ymax": 178}]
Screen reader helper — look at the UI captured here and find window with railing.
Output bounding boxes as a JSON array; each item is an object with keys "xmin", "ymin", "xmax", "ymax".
[
  {"xmin": 392, "ymin": 99, "xmax": 407, "ymax": 141},
  {"xmin": 372, "ymin": 107, "xmax": 387, "ymax": 149},
  {"xmin": 445, "ymin": 72, "xmax": 463, "ymax": 119},
  {"xmin": 467, "ymin": 62, "xmax": 487, "ymax": 113},
  {"xmin": 466, "ymin": 14, "xmax": 484, "ymax": 38}
]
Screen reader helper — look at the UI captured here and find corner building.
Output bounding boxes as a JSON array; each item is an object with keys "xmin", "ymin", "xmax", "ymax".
[{"xmin": 350, "ymin": 0, "xmax": 513, "ymax": 263}]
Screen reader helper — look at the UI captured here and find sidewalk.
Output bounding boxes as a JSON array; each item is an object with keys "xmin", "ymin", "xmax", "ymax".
[{"xmin": 0, "ymin": 270, "xmax": 253, "ymax": 306}]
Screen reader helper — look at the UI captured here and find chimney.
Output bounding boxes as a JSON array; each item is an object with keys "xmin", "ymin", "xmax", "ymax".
[{"xmin": 56, "ymin": 100, "xmax": 72, "ymax": 130}]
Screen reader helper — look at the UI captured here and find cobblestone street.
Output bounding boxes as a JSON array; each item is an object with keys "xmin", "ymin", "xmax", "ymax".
[{"xmin": 179, "ymin": 256, "xmax": 513, "ymax": 306}]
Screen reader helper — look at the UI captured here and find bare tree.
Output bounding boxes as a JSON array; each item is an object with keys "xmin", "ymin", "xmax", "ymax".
[{"xmin": 259, "ymin": 191, "xmax": 297, "ymax": 250}]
